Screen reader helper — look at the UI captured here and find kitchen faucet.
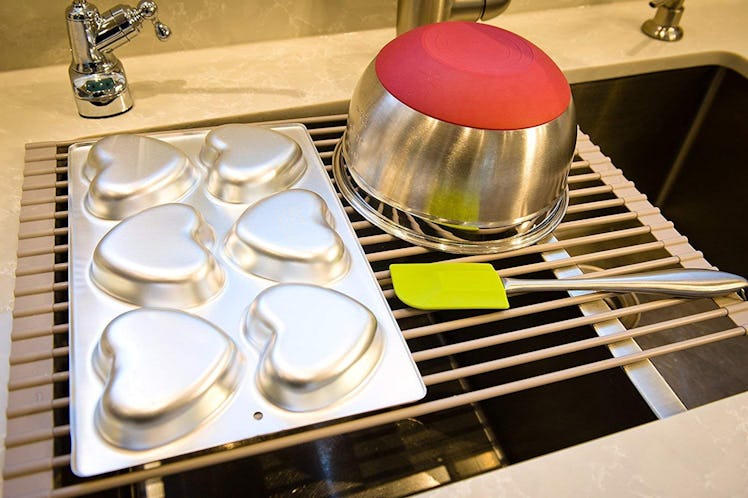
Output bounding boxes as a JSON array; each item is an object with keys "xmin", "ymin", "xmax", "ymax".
[
  {"xmin": 65, "ymin": 0, "xmax": 171, "ymax": 118},
  {"xmin": 641, "ymin": 0, "xmax": 685, "ymax": 41},
  {"xmin": 396, "ymin": 0, "xmax": 511, "ymax": 35}
]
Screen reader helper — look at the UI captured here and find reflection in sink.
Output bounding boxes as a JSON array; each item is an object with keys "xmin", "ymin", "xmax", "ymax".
[{"xmin": 570, "ymin": 66, "xmax": 748, "ymax": 408}]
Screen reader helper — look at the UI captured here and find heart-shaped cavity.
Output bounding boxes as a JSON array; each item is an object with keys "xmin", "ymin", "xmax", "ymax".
[
  {"xmin": 244, "ymin": 283, "xmax": 382, "ymax": 411},
  {"xmin": 93, "ymin": 308, "xmax": 244, "ymax": 450},
  {"xmin": 224, "ymin": 189, "xmax": 350, "ymax": 283},
  {"xmin": 200, "ymin": 124, "xmax": 306, "ymax": 203},
  {"xmin": 83, "ymin": 134, "xmax": 200, "ymax": 220},
  {"xmin": 91, "ymin": 203, "xmax": 225, "ymax": 307}
]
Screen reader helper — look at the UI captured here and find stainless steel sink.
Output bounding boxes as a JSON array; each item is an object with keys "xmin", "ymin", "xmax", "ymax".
[
  {"xmin": 569, "ymin": 65, "xmax": 748, "ymax": 409},
  {"xmin": 571, "ymin": 65, "xmax": 747, "ymax": 277}
]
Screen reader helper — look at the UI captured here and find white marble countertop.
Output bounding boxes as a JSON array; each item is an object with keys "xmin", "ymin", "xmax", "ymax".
[{"xmin": 1, "ymin": 0, "xmax": 747, "ymax": 495}]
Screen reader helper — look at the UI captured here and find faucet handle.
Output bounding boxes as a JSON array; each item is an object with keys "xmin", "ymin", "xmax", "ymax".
[
  {"xmin": 153, "ymin": 20, "xmax": 171, "ymax": 40},
  {"xmin": 135, "ymin": 0, "xmax": 171, "ymax": 41},
  {"xmin": 642, "ymin": 0, "xmax": 684, "ymax": 41}
]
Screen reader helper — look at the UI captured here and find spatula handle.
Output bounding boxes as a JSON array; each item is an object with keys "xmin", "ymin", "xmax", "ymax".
[{"xmin": 502, "ymin": 269, "xmax": 748, "ymax": 298}]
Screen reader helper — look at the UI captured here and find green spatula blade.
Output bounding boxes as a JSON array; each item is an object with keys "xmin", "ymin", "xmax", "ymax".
[{"xmin": 390, "ymin": 263, "xmax": 510, "ymax": 310}]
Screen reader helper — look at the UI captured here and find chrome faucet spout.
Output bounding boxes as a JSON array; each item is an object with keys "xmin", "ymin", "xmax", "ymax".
[
  {"xmin": 396, "ymin": 0, "xmax": 511, "ymax": 35},
  {"xmin": 66, "ymin": 0, "xmax": 171, "ymax": 118},
  {"xmin": 642, "ymin": 0, "xmax": 685, "ymax": 41}
]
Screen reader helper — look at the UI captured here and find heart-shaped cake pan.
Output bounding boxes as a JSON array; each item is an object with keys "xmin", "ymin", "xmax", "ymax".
[
  {"xmin": 200, "ymin": 124, "xmax": 306, "ymax": 203},
  {"xmin": 93, "ymin": 308, "xmax": 244, "ymax": 450},
  {"xmin": 91, "ymin": 203, "xmax": 225, "ymax": 307},
  {"xmin": 225, "ymin": 189, "xmax": 350, "ymax": 284},
  {"xmin": 245, "ymin": 283, "xmax": 383, "ymax": 412},
  {"xmin": 83, "ymin": 134, "xmax": 201, "ymax": 220},
  {"xmin": 66, "ymin": 124, "xmax": 427, "ymax": 478}
]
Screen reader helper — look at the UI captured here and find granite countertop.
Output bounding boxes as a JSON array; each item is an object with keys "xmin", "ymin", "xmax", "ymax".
[{"xmin": 1, "ymin": 0, "xmax": 747, "ymax": 495}]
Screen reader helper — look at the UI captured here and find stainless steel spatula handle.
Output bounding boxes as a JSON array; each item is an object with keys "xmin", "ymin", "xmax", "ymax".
[{"xmin": 501, "ymin": 269, "xmax": 748, "ymax": 298}]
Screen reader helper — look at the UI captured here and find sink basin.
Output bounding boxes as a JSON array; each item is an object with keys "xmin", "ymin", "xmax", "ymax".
[
  {"xmin": 569, "ymin": 65, "xmax": 748, "ymax": 409},
  {"xmin": 571, "ymin": 65, "xmax": 748, "ymax": 278}
]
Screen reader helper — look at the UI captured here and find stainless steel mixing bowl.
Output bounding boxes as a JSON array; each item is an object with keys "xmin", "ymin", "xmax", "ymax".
[{"xmin": 332, "ymin": 22, "xmax": 577, "ymax": 254}]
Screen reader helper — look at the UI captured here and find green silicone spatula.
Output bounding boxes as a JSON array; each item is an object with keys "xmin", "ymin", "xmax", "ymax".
[{"xmin": 389, "ymin": 263, "xmax": 748, "ymax": 310}]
